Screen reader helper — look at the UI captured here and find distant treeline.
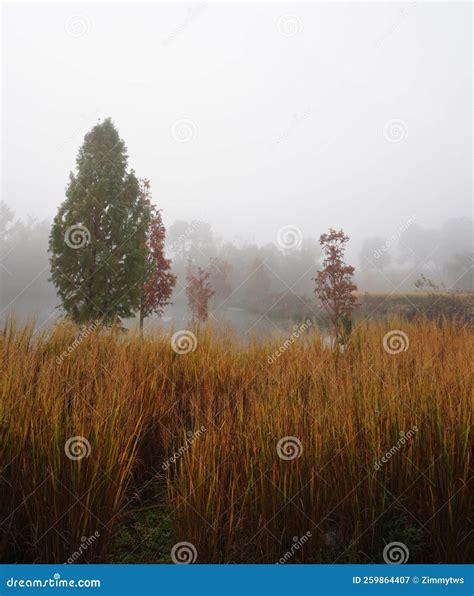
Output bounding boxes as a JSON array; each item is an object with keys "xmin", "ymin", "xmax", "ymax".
[{"xmin": 0, "ymin": 201, "xmax": 472, "ymax": 326}]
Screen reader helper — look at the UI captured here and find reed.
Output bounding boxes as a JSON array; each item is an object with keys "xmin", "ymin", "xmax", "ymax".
[{"xmin": 0, "ymin": 317, "xmax": 471, "ymax": 563}]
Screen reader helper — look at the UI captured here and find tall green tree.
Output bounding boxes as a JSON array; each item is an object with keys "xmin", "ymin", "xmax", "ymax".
[{"xmin": 49, "ymin": 118, "xmax": 150, "ymax": 324}]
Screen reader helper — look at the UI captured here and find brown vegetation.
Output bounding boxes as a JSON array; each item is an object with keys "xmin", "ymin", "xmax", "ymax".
[{"xmin": 0, "ymin": 317, "xmax": 471, "ymax": 563}]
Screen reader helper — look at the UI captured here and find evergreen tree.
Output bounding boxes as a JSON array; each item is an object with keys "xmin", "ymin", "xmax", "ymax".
[{"xmin": 49, "ymin": 118, "xmax": 150, "ymax": 324}]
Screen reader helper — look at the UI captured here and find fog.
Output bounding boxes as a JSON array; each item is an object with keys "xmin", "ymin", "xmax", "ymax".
[{"xmin": 1, "ymin": 2, "xmax": 472, "ymax": 327}]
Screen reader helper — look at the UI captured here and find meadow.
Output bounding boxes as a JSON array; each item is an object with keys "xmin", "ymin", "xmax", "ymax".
[{"xmin": 0, "ymin": 316, "xmax": 471, "ymax": 564}]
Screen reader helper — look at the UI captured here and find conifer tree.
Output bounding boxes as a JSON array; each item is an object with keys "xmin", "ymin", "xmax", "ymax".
[{"xmin": 49, "ymin": 118, "xmax": 150, "ymax": 324}]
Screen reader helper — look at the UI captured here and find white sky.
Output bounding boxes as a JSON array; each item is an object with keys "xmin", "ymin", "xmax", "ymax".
[{"xmin": 2, "ymin": 2, "xmax": 472, "ymax": 254}]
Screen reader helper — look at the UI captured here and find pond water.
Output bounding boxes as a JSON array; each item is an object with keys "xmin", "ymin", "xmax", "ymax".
[
  {"xmin": 21, "ymin": 303, "xmax": 330, "ymax": 344},
  {"xmin": 154, "ymin": 304, "xmax": 333, "ymax": 345},
  {"xmin": 158, "ymin": 305, "xmax": 294, "ymax": 339}
]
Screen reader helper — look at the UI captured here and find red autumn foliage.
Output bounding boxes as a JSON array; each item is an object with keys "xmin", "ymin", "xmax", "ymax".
[
  {"xmin": 314, "ymin": 228, "xmax": 358, "ymax": 335},
  {"xmin": 140, "ymin": 180, "xmax": 176, "ymax": 329},
  {"xmin": 186, "ymin": 263, "xmax": 215, "ymax": 323}
]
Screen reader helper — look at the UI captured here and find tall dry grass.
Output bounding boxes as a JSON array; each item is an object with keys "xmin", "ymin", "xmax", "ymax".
[{"xmin": 0, "ymin": 317, "xmax": 471, "ymax": 563}]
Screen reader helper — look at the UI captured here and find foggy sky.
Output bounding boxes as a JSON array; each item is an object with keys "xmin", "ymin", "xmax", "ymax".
[{"xmin": 2, "ymin": 2, "xmax": 472, "ymax": 259}]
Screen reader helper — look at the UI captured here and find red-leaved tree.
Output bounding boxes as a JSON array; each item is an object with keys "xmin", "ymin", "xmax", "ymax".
[
  {"xmin": 314, "ymin": 228, "xmax": 358, "ymax": 342},
  {"xmin": 139, "ymin": 180, "xmax": 176, "ymax": 330},
  {"xmin": 186, "ymin": 263, "xmax": 215, "ymax": 323}
]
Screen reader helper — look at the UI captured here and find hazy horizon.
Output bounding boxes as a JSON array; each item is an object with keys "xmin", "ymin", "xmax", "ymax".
[{"xmin": 2, "ymin": 2, "xmax": 472, "ymax": 260}]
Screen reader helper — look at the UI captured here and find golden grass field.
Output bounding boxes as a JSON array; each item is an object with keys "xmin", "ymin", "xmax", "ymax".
[{"xmin": 1, "ymin": 317, "xmax": 472, "ymax": 563}]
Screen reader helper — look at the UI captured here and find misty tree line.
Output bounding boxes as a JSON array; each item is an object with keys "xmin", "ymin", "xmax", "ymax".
[
  {"xmin": 1, "ymin": 205, "xmax": 471, "ymax": 326},
  {"xmin": 0, "ymin": 118, "xmax": 472, "ymax": 327}
]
